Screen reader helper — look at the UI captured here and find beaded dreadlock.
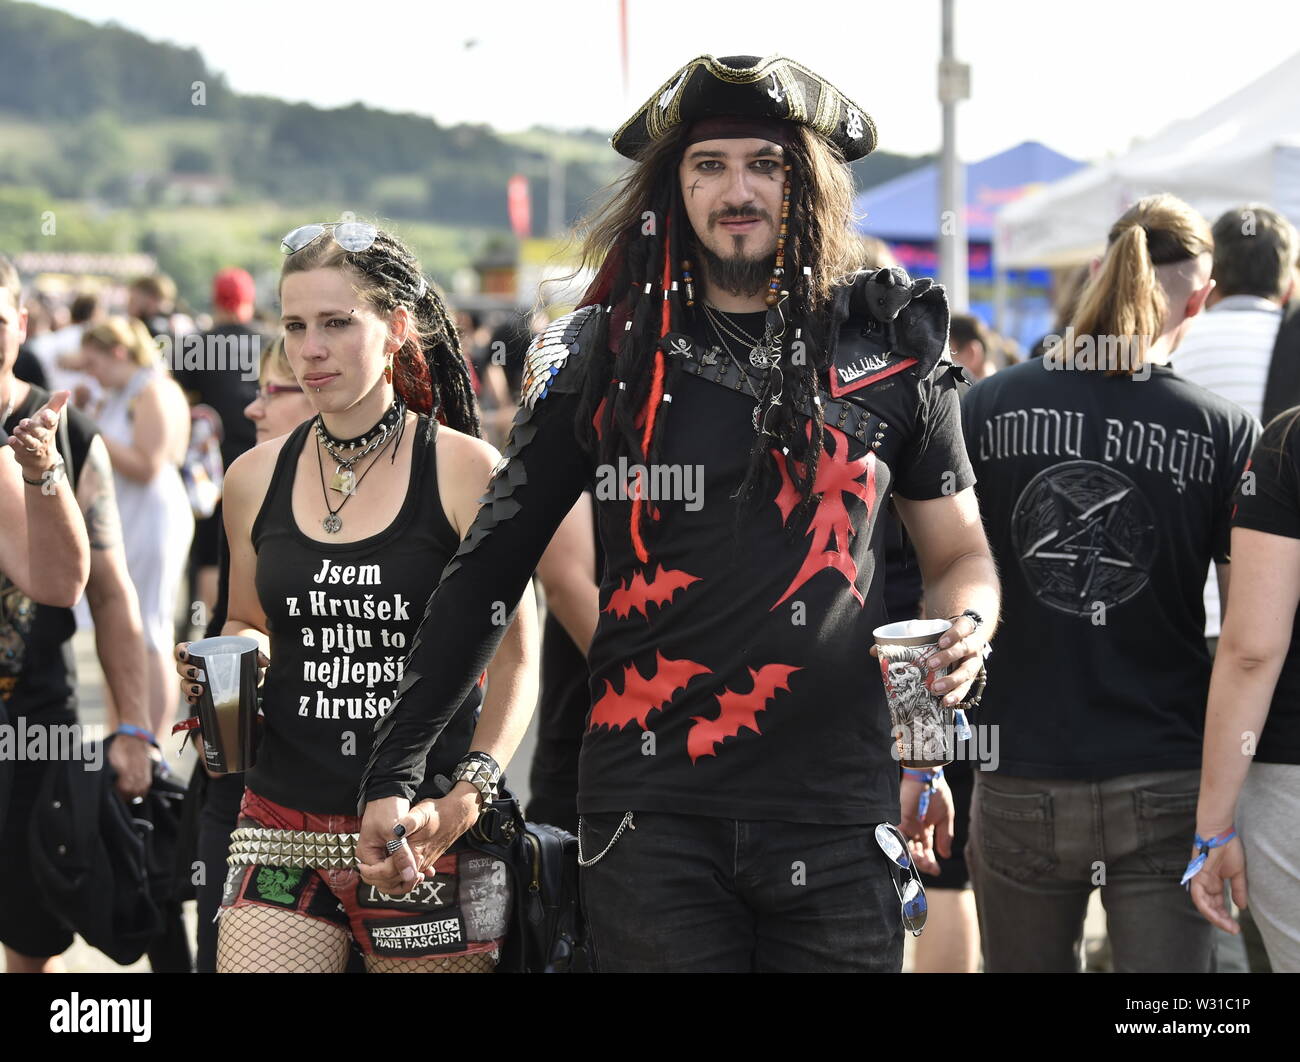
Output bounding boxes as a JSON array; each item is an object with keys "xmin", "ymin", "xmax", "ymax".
[
  {"xmin": 280, "ymin": 227, "xmax": 482, "ymax": 440},
  {"xmin": 574, "ymin": 124, "xmax": 861, "ymax": 560}
]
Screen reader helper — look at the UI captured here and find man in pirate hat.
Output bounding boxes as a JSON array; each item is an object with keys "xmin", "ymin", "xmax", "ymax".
[{"xmin": 358, "ymin": 54, "xmax": 1000, "ymax": 972}]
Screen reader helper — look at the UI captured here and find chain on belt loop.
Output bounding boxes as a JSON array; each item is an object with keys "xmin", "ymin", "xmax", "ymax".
[{"xmin": 577, "ymin": 811, "xmax": 635, "ymax": 867}]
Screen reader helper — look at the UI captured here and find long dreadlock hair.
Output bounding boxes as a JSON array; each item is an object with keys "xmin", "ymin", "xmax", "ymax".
[
  {"xmin": 572, "ymin": 124, "xmax": 861, "ymax": 560},
  {"xmin": 280, "ymin": 227, "xmax": 482, "ymax": 440}
]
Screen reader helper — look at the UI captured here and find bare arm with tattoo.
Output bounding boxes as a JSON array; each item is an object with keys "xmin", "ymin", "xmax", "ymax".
[{"xmin": 78, "ymin": 434, "xmax": 154, "ymax": 799}]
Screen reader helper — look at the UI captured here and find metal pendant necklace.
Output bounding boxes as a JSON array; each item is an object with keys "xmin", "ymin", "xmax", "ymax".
[
  {"xmin": 703, "ymin": 309, "xmax": 784, "ymax": 436},
  {"xmin": 314, "ymin": 417, "xmax": 403, "ymax": 534},
  {"xmin": 314, "ymin": 399, "xmax": 405, "ymax": 494},
  {"xmin": 703, "ymin": 304, "xmax": 780, "ymax": 368}
]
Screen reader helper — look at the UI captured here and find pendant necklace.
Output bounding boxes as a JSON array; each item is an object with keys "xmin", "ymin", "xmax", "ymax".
[
  {"xmin": 315, "ymin": 415, "xmax": 404, "ymax": 534},
  {"xmin": 703, "ymin": 309, "xmax": 784, "ymax": 436},
  {"xmin": 703, "ymin": 304, "xmax": 780, "ymax": 368},
  {"xmin": 314, "ymin": 399, "xmax": 405, "ymax": 495}
]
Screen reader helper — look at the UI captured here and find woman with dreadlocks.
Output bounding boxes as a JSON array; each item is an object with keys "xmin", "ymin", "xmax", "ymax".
[
  {"xmin": 176, "ymin": 222, "xmax": 537, "ymax": 972},
  {"xmin": 359, "ymin": 55, "xmax": 999, "ymax": 973}
]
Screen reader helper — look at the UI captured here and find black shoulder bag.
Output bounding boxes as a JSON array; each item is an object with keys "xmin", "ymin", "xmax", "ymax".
[{"xmin": 461, "ymin": 787, "xmax": 589, "ymax": 973}]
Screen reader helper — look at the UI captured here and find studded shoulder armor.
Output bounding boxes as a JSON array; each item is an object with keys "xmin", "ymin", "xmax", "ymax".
[{"xmin": 520, "ymin": 304, "xmax": 601, "ymax": 409}]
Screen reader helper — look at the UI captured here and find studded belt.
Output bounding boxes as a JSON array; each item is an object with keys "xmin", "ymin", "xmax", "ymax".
[
  {"xmin": 227, "ymin": 827, "xmax": 360, "ymax": 869},
  {"xmin": 667, "ymin": 340, "xmax": 888, "ymax": 450}
]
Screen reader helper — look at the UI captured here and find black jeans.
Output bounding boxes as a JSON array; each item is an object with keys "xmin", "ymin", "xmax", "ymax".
[{"xmin": 579, "ymin": 810, "xmax": 904, "ymax": 972}]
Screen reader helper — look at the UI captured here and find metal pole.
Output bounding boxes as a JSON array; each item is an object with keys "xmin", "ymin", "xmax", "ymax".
[
  {"xmin": 938, "ymin": 0, "xmax": 969, "ymax": 312},
  {"xmin": 548, "ymin": 153, "xmax": 565, "ymax": 238}
]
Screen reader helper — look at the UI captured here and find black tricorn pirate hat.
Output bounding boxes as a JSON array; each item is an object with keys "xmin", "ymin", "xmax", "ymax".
[{"xmin": 611, "ymin": 54, "xmax": 877, "ymax": 162}]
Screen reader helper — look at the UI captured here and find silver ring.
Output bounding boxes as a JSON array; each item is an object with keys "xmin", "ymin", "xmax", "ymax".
[{"xmin": 385, "ymin": 837, "xmax": 404, "ymax": 855}]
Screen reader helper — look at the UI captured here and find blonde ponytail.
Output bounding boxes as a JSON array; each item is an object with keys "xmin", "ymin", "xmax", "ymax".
[{"xmin": 1063, "ymin": 194, "xmax": 1211, "ymax": 376}]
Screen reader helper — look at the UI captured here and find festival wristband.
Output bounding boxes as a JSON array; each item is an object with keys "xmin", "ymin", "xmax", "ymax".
[
  {"xmin": 115, "ymin": 723, "xmax": 160, "ymax": 749},
  {"xmin": 1179, "ymin": 826, "xmax": 1238, "ymax": 887},
  {"xmin": 903, "ymin": 767, "xmax": 944, "ymax": 819}
]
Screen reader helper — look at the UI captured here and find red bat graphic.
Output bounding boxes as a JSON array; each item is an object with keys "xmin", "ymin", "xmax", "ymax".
[
  {"xmin": 603, "ymin": 564, "xmax": 701, "ymax": 620},
  {"xmin": 588, "ymin": 652, "xmax": 712, "ymax": 732},
  {"xmin": 687, "ymin": 663, "xmax": 801, "ymax": 762},
  {"xmin": 770, "ymin": 424, "xmax": 876, "ymax": 609}
]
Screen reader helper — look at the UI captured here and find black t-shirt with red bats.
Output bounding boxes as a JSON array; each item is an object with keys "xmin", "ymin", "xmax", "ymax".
[{"xmin": 362, "ymin": 274, "xmax": 974, "ymax": 825}]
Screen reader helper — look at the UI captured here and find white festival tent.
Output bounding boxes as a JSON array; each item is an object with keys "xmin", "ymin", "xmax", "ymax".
[{"xmin": 995, "ymin": 52, "xmax": 1300, "ymax": 269}]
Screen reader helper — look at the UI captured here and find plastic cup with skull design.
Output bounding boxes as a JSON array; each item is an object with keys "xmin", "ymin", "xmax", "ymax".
[
  {"xmin": 873, "ymin": 619, "xmax": 955, "ymax": 768},
  {"xmin": 187, "ymin": 635, "xmax": 261, "ymax": 774}
]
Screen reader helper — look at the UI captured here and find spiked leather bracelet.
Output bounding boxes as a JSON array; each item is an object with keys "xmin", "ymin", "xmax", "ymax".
[
  {"xmin": 451, "ymin": 752, "xmax": 502, "ymax": 810},
  {"xmin": 227, "ymin": 827, "xmax": 359, "ymax": 869}
]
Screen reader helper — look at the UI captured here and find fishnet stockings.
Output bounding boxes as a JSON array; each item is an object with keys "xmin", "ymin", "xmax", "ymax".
[
  {"xmin": 217, "ymin": 905, "xmax": 350, "ymax": 973},
  {"xmin": 364, "ymin": 951, "xmax": 497, "ymax": 973},
  {"xmin": 217, "ymin": 904, "xmax": 499, "ymax": 973}
]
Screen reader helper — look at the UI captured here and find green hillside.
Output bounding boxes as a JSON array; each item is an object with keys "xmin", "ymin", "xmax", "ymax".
[{"xmin": 0, "ymin": 0, "xmax": 929, "ymax": 304}]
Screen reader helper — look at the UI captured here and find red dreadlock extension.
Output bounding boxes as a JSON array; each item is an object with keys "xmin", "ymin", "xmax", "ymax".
[{"xmin": 629, "ymin": 217, "xmax": 675, "ymax": 563}]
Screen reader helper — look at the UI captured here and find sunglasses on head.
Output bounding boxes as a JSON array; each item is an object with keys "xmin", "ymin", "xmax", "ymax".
[{"xmin": 280, "ymin": 221, "xmax": 379, "ymax": 256}]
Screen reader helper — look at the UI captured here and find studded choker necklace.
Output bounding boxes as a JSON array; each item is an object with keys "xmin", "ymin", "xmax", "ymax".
[{"xmin": 314, "ymin": 398, "xmax": 406, "ymax": 495}]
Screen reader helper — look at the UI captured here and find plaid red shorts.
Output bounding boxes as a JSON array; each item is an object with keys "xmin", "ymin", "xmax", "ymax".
[{"xmin": 220, "ymin": 788, "xmax": 511, "ymax": 960}]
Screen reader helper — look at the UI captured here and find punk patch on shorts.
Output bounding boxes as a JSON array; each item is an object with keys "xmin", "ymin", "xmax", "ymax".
[
  {"xmin": 356, "ymin": 873, "xmax": 457, "ymax": 911},
  {"xmin": 363, "ymin": 913, "xmax": 468, "ymax": 956},
  {"xmin": 248, "ymin": 865, "xmax": 309, "ymax": 908}
]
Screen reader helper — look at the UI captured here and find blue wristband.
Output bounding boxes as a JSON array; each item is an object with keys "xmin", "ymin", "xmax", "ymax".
[
  {"xmin": 115, "ymin": 723, "xmax": 159, "ymax": 749},
  {"xmin": 1179, "ymin": 827, "xmax": 1238, "ymax": 887},
  {"xmin": 903, "ymin": 767, "xmax": 944, "ymax": 818}
]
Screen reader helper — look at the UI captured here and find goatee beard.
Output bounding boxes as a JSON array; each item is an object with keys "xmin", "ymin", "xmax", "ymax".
[{"xmin": 698, "ymin": 243, "xmax": 774, "ymax": 299}]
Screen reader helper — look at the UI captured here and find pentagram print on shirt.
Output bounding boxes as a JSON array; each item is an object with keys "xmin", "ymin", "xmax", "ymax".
[{"xmin": 1011, "ymin": 460, "xmax": 1157, "ymax": 617}]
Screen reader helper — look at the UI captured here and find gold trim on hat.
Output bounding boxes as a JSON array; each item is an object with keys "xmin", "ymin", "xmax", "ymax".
[{"xmin": 612, "ymin": 54, "xmax": 874, "ymax": 155}]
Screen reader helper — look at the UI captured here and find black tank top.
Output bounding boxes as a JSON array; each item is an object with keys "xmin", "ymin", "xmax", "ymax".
[{"xmin": 247, "ymin": 415, "xmax": 480, "ymax": 814}]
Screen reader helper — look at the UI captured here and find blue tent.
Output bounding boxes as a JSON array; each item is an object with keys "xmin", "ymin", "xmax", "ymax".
[
  {"xmin": 852, "ymin": 141, "xmax": 1084, "ymax": 348},
  {"xmin": 854, "ymin": 140, "xmax": 1084, "ymax": 243}
]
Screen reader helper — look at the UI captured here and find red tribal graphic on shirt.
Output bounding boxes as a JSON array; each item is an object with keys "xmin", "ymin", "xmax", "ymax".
[{"xmin": 770, "ymin": 424, "xmax": 877, "ymax": 609}]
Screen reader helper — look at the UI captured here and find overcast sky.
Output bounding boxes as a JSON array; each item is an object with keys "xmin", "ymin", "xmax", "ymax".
[{"xmin": 43, "ymin": 0, "xmax": 1300, "ymax": 162}]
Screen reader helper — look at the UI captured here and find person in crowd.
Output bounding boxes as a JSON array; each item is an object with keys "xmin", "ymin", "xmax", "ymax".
[
  {"xmin": 949, "ymin": 314, "xmax": 997, "ymax": 381},
  {"xmin": 1175, "ymin": 204, "xmax": 1296, "ymax": 422},
  {"xmin": 1166, "ymin": 205, "xmax": 1294, "ymax": 964},
  {"xmin": 1190, "ymin": 407, "xmax": 1300, "ymax": 972},
  {"xmin": 1174, "ymin": 206, "xmax": 1294, "ymax": 780},
  {"xmin": 27, "ymin": 291, "xmax": 103, "ymax": 397},
  {"xmin": 456, "ymin": 308, "xmax": 513, "ymax": 448},
  {"xmin": 961, "ymin": 194, "xmax": 1259, "ymax": 972},
  {"xmin": 0, "ymin": 384, "xmax": 88, "ymax": 608},
  {"xmin": 128, "ymin": 274, "xmax": 177, "ymax": 339},
  {"xmin": 81, "ymin": 318, "xmax": 194, "ymax": 741},
  {"xmin": 176, "ymin": 223, "xmax": 537, "ymax": 972},
  {"xmin": 358, "ymin": 54, "xmax": 998, "ymax": 973},
  {"xmin": 0, "ymin": 255, "xmax": 154, "ymax": 974},
  {"xmin": 175, "ymin": 268, "xmax": 265, "ymax": 619},
  {"xmin": 175, "ymin": 336, "xmax": 317, "ymax": 973}
]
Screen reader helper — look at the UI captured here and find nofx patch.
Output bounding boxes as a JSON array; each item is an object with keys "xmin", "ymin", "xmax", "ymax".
[
  {"xmin": 356, "ymin": 873, "xmax": 457, "ymax": 911},
  {"xmin": 364, "ymin": 913, "xmax": 467, "ymax": 956},
  {"xmin": 251, "ymin": 865, "xmax": 308, "ymax": 907}
]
